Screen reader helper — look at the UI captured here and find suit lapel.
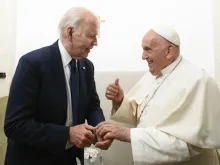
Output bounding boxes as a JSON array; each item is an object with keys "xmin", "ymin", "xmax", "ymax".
[{"xmin": 50, "ymin": 41, "xmax": 67, "ymax": 114}]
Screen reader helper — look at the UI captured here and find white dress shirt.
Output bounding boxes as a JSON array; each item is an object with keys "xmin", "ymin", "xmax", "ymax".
[{"xmin": 58, "ymin": 40, "xmax": 74, "ymax": 149}]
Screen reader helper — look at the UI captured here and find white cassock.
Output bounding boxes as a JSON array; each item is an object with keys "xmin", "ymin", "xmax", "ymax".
[{"xmin": 111, "ymin": 55, "xmax": 220, "ymax": 165}]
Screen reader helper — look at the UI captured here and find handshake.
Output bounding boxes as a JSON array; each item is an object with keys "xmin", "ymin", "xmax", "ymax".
[
  {"xmin": 69, "ymin": 78, "xmax": 130, "ymax": 150},
  {"xmin": 68, "ymin": 122, "xmax": 131, "ymax": 150}
]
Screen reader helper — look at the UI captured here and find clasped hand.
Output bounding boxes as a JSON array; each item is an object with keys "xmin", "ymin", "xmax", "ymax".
[
  {"xmin": 95, "ymin": 122, "xmax": 131, "ymax": 145},
  {"xmin": 68, "ymin": 123, "xmax": 113, "ymax": 150},
  {"xmin": 69, "ymin": 122, "xmax": 130, "ymax": 150}
]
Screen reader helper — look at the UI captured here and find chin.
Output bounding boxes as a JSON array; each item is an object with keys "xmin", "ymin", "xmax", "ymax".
[
  {"xmin": 77, "ymin": 53, "xmax": 88, "ymax": 59},
  {"xmin": 150, "ymin": 70, "xmax": 159, "ymax": 76},
  {"xmin": 83, "ymin": 53, "xmax": 89, "ymax": 58},
  {"xmin": 149, "ymin": 68, "xmax": 155, "ymax": 75},
  {"xmin": 151, "ymin": 73, "xmax": 157, "ymax": 76}
]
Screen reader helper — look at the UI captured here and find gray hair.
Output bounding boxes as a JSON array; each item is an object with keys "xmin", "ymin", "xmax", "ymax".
[
  {"xmin": 153, "ymin": 34, "xmax": 180, "ymax": 56},
  {"xmin": 58, "ymin": 7, "xmax": 97, "ymax": 38}
]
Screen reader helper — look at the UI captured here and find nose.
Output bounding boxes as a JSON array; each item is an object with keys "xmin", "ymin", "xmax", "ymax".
[
  {"xmin": 93, "ymin": 37, "xmax": 98, "ymax": 46},
  {"xmin": 93, "ymin": 41, "xmax": 98, "ymax": 46},
  {"xmin": 142, "ymin": 52, "xmax": 148, "ymax": 60}
]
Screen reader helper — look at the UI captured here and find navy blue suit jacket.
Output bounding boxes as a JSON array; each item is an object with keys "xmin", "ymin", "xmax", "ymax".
[{"xmin": 4, "ymin": 41, "xmax": 105, "ymax": 165}]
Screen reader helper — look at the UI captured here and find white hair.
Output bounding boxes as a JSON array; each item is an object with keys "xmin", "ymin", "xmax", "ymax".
[{"xmin": 58, "ymin": 7, "xmax": 97, "ymax": 38}]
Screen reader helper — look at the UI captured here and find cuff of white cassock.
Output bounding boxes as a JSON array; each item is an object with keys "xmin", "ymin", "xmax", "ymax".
[{"xmin": 130, "ymin": 127, "xmax": 190, "ymax": 164}]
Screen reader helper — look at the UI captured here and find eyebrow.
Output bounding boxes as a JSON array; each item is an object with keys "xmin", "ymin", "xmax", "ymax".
[
  {"xmin": 90, "ymin": 32, "xmax": 98, "ymax": 35},
  {"xmin": 142, "ymin": 46, "xmax": 152, "ymax": 50},
  {"xmin": 87, "ymin": 33, "xmax": 96, "ymax": 37}
]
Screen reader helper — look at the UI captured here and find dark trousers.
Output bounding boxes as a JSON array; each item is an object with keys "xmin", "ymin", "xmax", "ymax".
[{"xmin": 63, "ymin": 147, "xmax": 77, "ymax": 165}]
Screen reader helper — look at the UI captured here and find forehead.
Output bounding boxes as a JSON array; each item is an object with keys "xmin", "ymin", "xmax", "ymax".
[
  {"xmin": 81, "ymin": 15, "xmax": 98, "ymax": 33},
  {"xmin": 142, "ymin": 30, "xmax": 159, "ymax": 48}
]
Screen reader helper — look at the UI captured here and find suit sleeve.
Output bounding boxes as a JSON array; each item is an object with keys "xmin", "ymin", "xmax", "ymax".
[
  {"xmin": 4, "ymin": 56, "xmax": 69, "ymax": 153},
  {"xmin": 85, "ymin": 61, "xmax": 105, "ymax": 126}
]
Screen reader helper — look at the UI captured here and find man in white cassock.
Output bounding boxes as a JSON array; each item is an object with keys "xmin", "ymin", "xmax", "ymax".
[{"xmin": 95, "ymin": 26, "xmax": 220, "ymax": 165}]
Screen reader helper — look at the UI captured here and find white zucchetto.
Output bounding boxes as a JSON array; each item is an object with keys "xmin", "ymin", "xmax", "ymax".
[{"xmin": 152, "ymin": 26, "xmax": 180, "ymax": 46}]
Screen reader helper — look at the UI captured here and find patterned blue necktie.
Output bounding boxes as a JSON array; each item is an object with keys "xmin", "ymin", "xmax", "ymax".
[{"xmin": 69, "ymin": 59, "xmax": 80, "ymax": 125}]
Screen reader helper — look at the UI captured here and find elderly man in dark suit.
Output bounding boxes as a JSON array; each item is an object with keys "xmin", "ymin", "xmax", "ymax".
[{"xmin": 4, "ymin": 7, "xmax": 112, "ymax": 165}]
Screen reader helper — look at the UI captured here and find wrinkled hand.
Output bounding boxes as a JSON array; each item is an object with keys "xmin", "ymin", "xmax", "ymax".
[
  {"xmin": 69, "ymin": 124, "xmax": 96, "ymax": 148},
  {"xmin": 96, "ymin": 122, "xmax": 131, "ymax": 143},
  {"xmin": 95, "ymin": 137, "xmax": 113, "ymax": 150},
  {"xmin": 105, "ymin": 78, "xmax": 124, "ymax": 106}
]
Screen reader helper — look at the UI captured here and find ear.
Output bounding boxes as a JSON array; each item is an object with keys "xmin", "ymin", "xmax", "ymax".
[
  {"xmin": 67, "ymin": 26, "xmax": 74, "ymax": 41},
  {"xmin": 165, "ymin": 45, "xmax": 174, "ymax": 60}
]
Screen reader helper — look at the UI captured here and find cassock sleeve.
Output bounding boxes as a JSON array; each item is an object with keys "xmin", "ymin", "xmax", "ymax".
[
  {"xmin": 110, "ymin": 72, "xmax": 150, "ymax": 125},
  {"xmin": 110, "ymin": 96, "xmax": 137, "ymax": 126},
  {"xmin": 130, "ymin": 127, "xmax": 203, "ymax": 164}
]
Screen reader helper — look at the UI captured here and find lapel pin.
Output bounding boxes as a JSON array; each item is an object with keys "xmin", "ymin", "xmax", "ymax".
[{"xmin": 83, "ymin": 67, "xmax": 86, "ymax": 70}]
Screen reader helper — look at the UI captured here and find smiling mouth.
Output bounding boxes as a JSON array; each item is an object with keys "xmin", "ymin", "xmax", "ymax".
[{"xmin": 148, "ymin": 61, "xmax": 153, "ymax": 66}]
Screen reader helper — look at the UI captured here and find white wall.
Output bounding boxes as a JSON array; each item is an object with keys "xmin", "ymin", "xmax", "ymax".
[
  {"xmin": 15, "ymin": 0, "xmax": 215, "ymax": 75},
  {"xmin": 0, "ymin": 0, "xmax": 220, "ymax": 163},
  {"xmin": 1, "ymin": 0, "xmax": 219, "ymax": 95},
  {"xmin": 0, "ymin": 0, "xmax": 17, "ymax": 97}
]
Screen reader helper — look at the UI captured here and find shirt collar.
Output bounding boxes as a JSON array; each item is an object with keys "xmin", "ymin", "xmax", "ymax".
[
  {"xmin": 58, "ymin": 39, "xmax": 72, "ymax": 67},
  {"xmin": 160, "ymin": 55, "xmax": 182, "ymax": 76}
]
